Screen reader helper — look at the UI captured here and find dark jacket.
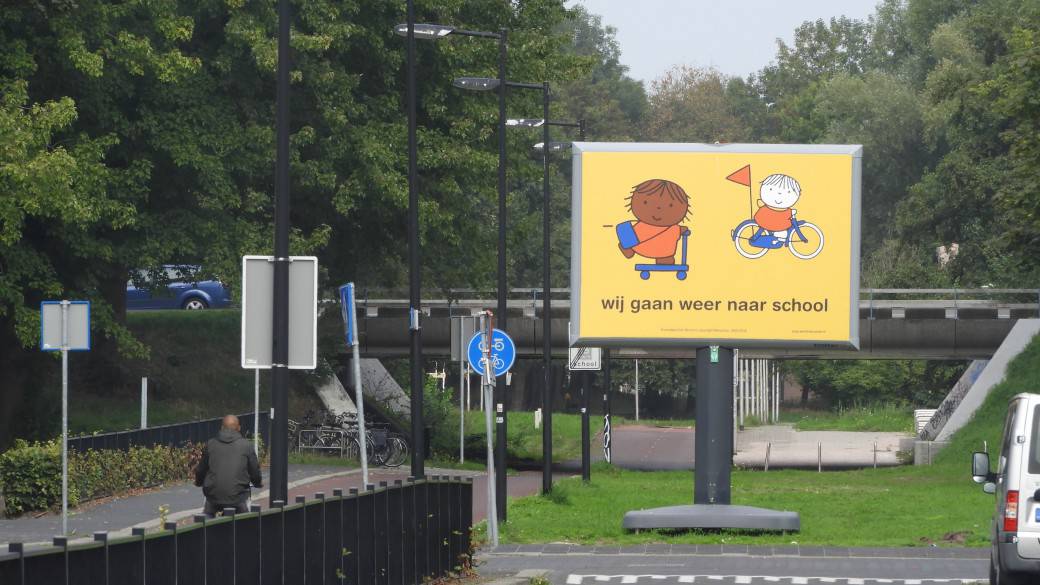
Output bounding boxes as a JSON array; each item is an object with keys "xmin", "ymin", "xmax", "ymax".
[{"xmin": 194, "ymin": 429, "xmax": 263, "ymax": 505}]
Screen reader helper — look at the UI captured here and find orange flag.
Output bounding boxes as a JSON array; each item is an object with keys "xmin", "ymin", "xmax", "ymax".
[{"xmin": 726, "ymin": 165, "xmax": 751, "ymax": 187}]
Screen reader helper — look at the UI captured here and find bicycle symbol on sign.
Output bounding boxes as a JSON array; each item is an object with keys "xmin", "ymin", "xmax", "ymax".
[{"xmin": 467, "ymin": 328, "xmax": 516, "ymax": 379}]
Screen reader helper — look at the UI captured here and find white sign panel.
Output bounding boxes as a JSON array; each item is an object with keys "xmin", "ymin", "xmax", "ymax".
[
  {"xmin": 241, "ymin": 255, "xmax": 318, "ymax": 369},
  {"xmin": 568, "ymin": 347, "xmax": 602, "ymax": 371},
  {"xmin": 40, "ymin": 301, "xmax": 91, "ymax": 351}
]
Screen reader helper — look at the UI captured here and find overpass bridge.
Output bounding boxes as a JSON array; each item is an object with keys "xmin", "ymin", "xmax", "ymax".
[{"xmin": 345, "ymin": 288, "xmax": 1040, "ymax": 360}]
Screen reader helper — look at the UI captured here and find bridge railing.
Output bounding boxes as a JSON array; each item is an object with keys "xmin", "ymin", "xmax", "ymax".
[{"xmin": 0, "ymin": 476, "xmax": 473, "ymax": 585}]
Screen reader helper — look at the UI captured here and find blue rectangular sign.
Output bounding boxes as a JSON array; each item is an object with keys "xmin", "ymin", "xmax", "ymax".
[{"xmin": 339, "ymin": 283, "xmax": 356, "ymax": 346}]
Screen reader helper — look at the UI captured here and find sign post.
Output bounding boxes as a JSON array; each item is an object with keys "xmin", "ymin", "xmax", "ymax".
[
  {"xmin": 339, "ymin": 283, "xmax": 369, "ymax": 486},
  {"xmin": 569, "ymin": 347, "xmax": 601, "ymax": 482},
  {"xmin": 570, "ymin": 142, "xmax": 862, "ymax": 532},
  {"xmin": 475, "ymin": 311, "xmax": 499, "ymax": 547},
  {"xmin": 41, "ymin": 300, "xmax": 90, "ymax": 536}
]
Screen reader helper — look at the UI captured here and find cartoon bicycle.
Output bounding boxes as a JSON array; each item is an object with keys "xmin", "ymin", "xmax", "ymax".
[{"xmin": 730, "ymin": 217, "xmax": 825, "ymax": 260}]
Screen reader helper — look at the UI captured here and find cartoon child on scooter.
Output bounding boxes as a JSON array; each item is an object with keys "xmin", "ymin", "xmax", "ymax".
[{"xmin": 615, "ymin": 179, "xmax": 692, "ymax": 280}]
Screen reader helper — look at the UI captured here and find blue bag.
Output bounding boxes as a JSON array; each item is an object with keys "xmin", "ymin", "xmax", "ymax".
[{"xmin": 616, "ymin": 222, "xmax": 639, "ymax": 249}]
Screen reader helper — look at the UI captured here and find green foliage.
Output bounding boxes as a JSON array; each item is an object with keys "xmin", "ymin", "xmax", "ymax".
[
  {"xmin": 786, "ymin": 359, "xmax": 967, "ymax": 409},
  {"xmin": 780, "ymin": 404, "xmax": 915, "ymax": 433},
  {"xmin": 0, "ymin": 440, "xmax": 199, "ymax": 517}
]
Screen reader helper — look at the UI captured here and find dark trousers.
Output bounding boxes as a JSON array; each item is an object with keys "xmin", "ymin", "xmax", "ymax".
[{"xmin": 203, "ymin": 494, "xmax": 249, "ymax": 517}]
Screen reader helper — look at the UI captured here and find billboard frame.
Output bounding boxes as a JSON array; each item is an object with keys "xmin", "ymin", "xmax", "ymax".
[{"xmin": 568, "ymin": 142, "xmax": 862, "ymax": 350}]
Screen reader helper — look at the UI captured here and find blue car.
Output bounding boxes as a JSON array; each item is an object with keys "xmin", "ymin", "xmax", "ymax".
[{"xmin": 127, "ymin": 265, "xmax": 231, "ymax": 310}]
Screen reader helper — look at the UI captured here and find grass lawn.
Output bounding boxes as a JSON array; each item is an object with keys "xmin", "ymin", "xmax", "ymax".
[
  {"xmin": 501, "ymin": 335, "xmax": 1040, "ymax": 547},
  {"xmin": 778, "ymin": 404, "xmax": 915, "ymax": 433},
  {"xmin": 461, "ymin": 411, "xmax": 586, "ymax": 463}
]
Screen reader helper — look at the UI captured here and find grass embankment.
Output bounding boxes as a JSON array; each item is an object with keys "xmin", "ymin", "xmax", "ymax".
[
  {"xmin": 503, "ymin": 336, "xmax": 1040, "ymax": 547},
  {"xmin": 71, "ymin": 310, "xmax": 322, "ymax": 435}
]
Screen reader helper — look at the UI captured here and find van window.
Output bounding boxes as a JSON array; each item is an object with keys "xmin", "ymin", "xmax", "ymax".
[
  {"xmin": 1000, "ymin": 402, "xmax": 1018, "ymax": 474},
  {"xmin": 1030, "ymin": 405, "xmax": 1040, "ymax": 474}
]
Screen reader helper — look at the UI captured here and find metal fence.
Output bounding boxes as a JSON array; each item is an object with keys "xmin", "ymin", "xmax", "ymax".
[
  {"xmin": 66, "ymin": 412, "xmax": 270, "ymax": 452},
  {"xmin": 0, "ymin": 475, "xmax": 473, "ymax": 585}
]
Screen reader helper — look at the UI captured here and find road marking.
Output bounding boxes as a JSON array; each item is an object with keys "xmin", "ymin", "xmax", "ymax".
[{"xmin": 565, "ymin": 576, "xmax": 987, "ymax": 584}]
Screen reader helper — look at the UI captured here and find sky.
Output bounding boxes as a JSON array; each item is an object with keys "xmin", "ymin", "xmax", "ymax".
[{"xmin": 569, "ymin": 0, "xmax": 881, "ymax": 84}]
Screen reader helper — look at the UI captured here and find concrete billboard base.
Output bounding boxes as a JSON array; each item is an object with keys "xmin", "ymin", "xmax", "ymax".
[{"xmin": 622, "ymin": 504, "xmax": 800, "ymax": 532}]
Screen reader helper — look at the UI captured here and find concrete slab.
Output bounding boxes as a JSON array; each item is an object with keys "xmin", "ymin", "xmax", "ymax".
[{"xmin": 622, "ymin": 504, "xmax": 800, "ymax": 532}]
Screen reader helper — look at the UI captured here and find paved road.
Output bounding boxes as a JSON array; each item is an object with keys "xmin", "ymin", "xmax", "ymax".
[
  {"xmin": 610, "ymin": 425, "xmax": 695, "ymax": 471},
  {"xmin": 479, "ymin": 544, "xmax": 988, "ymax": 584}
]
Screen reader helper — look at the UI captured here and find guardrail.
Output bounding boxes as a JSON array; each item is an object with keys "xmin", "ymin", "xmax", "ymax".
[
  {"xmin": 67, "ymin": 411, "xmax": 270, "ymax": 452},
  {"xmin": 0, "ymin": 475, "xmax": 473, "ymax": 585}
]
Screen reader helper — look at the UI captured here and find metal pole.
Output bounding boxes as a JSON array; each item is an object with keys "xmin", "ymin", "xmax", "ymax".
[
  {"xmin": 140, "ymin": 377, "xmax": 148, "ymax": 429},
  {"xmin": 254, "ymin": 370, "xmax": 260, "ymax": 456},
  {"xmin": 494, "ymin": 29, "xmax": 509, "ymax": 522},
  {"xmin": 603, "ymin": 348, "xmax": 612, "ymax": 464},
  {"xmin": 581, "ymin": 371, "xmax": 591, "ymax": 482},
  {"xmin": 480, "ymin": 312, "xmax": 498, "ymax": 546},
  {"xmin": 460, "ymin": 317, "xmax": 466, "ymax": 464},
  {"xmin": 541, "ymin": 81, "xmax": 553, "ymax": 495},
  {"xmin": 60, "ymin": 300, "xmax": 69, "ymax": 536},
  {"xmin": 406, "ymin": 0, "xmax": 425, "ymax": 480},
  {"xmin": 350, "ymin": 300, "xmax": 370, "ymax": 486},
  {"xmin": 738, "ymin": 358, "xmax": 744, "ymax": 428},
  {"xmin": 732, "ymin": 350, "xmax": 738, "ymax": 449},
  {"xmin": 269, "ymin": 0, "xmax": 292, "ymax": 505},
  {"xmin": 634, "ymin": 358, "xmax": 640, "ymax": 421}
]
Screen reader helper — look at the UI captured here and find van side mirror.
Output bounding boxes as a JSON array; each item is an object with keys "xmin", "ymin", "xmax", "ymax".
[{"xmin": 972, "ymin": 451, "xmax": 992, "ymax": 484}]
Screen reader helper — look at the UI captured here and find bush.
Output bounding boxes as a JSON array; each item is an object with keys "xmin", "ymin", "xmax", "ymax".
[{"xmin": 0, "ymin": 439, "xmax": 201, "ymax": 517}]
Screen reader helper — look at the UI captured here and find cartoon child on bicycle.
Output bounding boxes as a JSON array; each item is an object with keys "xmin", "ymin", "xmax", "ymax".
[{"xmin": 754, "ymin": 173, "xmax": 801, "ymax": 246}]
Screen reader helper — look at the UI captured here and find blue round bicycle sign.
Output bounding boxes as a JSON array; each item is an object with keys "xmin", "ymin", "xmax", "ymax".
[{"xmin": 467, "ymin": 328, "xmax": 516, "ymax": 378}]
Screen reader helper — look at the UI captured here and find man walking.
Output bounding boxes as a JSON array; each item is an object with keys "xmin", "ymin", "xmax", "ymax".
[{"xmin": 194, "ymin": 414, "xmax": 263, "ymax": 516}]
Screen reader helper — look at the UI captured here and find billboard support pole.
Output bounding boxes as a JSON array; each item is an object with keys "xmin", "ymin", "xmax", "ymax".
[{"xmin": 622, "ymin": 345, "xmax": 800, "ymax": 532}]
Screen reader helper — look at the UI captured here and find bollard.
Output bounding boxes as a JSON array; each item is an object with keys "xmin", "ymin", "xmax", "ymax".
[
  {"xmin": 873, "ymin": 441, "xmax": 877, "ymax": 469},
  {"xmin": 817, "ymin": 442, "xmax": 822, "ymax": 472},
  {"xmin": 765, "ymin": 442, "xmax": 771, "ymax": 472}
]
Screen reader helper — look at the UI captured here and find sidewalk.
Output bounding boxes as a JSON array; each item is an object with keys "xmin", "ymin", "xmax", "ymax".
[
  {"xmin": 734, "ymin": 424, "xmax": 910, "ymax": 469},
  {"xmin": 0, "ymin": 464, "xmax": 351, "ymax": 548}
]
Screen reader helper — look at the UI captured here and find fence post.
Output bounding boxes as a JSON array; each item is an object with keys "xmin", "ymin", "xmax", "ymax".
[
  {"xmin": 461, "ymin": 477, "xmax": 473, "ymax": 571},
  {"xmin": 413, "ymin": 478, "xmax": 428, "ymax": 583},
  {"xmin": 765, "ymin": 442, "xmax": 771, "ymax": 472},
  {"xmin": 132, "ymin": 527, "xmax": 147, "ymax": 584},
  {"xmin": 53, "ymin": 536, "xmax": 69, "ymax": 585},
  {"xmin": 272, "ymin": 499, "xmax": 286, "ymax": 585},
  {"xmin": 345, "ymin": 489, "xmax": 360, "ymax": 585},
  {"xmin": 817, "ymin": 443, "xmax": 822, "ymax": 472},
  {"xmin": 94, "ymin": 532, "xmax": 110, "ymax": 585},
  {"xmin": 873, "ymin": 441, "xmax": 878, "ymax": 469},
  {"xmin": 389, "ymin": 480, "xmax": 404, "ymax": 585},
  {"xmin": 403, "ymin": 478, "xmax": 417, "ymax": 585},
  {"xmin": 375, "ymin": 482, "xmax": 389, "ymax": 585},
  {"xmin": 7, "ymin": 543, "xmax": 24, "ymax": 585}
]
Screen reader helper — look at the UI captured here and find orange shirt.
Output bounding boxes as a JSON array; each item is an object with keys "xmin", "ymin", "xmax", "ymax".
[
  {"xmin": 754, "ymin": 207, "xmax": 793, "ymax": 231},
  {"xmin": 631, "ymin": 223, "xmax": 681, "ymax": 259}
]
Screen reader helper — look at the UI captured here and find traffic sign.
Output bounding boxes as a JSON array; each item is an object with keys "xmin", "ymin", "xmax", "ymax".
[
  {"xmin": 40, "ymin": 301, "xmax": 90, "ymax": 351},
  {"xmin": 240, "ymin": 255, "xmax": 318, "ymax": 369},
  {"xmin": 467, "ymin": 328, "xmax": 516, "ymax": 378},
  {"xmin": 568, "ymin": 347, "xmax": 602, "ymax": 370}
]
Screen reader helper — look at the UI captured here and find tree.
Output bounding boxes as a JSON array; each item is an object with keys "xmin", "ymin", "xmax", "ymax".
[{"xmin": 645, "ymin": 66, "xmax": 752, "ymax": 143}]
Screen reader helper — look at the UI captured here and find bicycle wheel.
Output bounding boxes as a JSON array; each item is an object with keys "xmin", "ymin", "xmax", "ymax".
[
  {"xmin": 367, "ymin": 430, "xmax": 390, "ymax": 466},
  {"xmin": 298, "ymin": 429, "xmax": 320, "ymax": 448},
  {"xmin": 788, "ymin": 221, "xmax": 824, "ymax": 259},
  {"xmin": 385, "ymin": 436, "xmax": 409, "ymax": 468},
  {"xmin": 732, "ymin": 221, "xmax": 769, "ymax": 259},
  {"xmin": 342, "ymin": 436, "xmax": 362, "ymax": 461}
]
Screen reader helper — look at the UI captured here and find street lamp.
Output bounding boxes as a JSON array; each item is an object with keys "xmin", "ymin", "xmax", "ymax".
[
  {"xmin": 392, "ymin": 15, "xmax": 510, "ymax": 483},
  {"xmin": 398, "ymin": 20, "xmax": 514, "ymax": 523},
  {"xmin": 454, "ymin": 72, "xmax": 543, "ymax": 519},
  {"xmin": 510, "ymin": 108, "xmax": 586, "ymax": 493}
]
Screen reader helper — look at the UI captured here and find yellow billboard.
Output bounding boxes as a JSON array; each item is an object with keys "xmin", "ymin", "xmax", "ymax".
[{"xmin": 569, "ymin": 143, "xmax": 862, "ymax": 349}]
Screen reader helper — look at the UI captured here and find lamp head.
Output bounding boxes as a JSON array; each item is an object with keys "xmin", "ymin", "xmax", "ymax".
[
  {"xmin": 394, "ymin": 23, "xmax": 455, "ymax": 39},
  {"xmin": 452, "ymin": 77, "xmax": 501, "ymax": 91},
  {"xmin": 533, "ymin": 142, "xmax": 573, "ymax": 152},
  {"xmin": 506, "ymin": 118, "xmax": 546, "ymax": 128}
]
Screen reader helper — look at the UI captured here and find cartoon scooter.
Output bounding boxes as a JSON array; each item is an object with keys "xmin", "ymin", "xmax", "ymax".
[{"xmin": 616, "ymin": 222, "xmax": 690, "ymax": 281}]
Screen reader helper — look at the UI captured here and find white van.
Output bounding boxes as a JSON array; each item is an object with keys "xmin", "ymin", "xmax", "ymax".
[{"xmin": 973, "ymin": 393, "xmax": 1040, "ymax": 585}]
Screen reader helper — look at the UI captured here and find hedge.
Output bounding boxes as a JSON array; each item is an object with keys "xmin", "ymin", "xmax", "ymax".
[{"xmin": 0, "ymin": 439, "xmax": 201, "ymax": 517}]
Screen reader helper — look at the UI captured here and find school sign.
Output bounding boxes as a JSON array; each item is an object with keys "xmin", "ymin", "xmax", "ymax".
[{"xmin": 569, "ymin": 143, "xmax": 862, "ymax": 350}]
